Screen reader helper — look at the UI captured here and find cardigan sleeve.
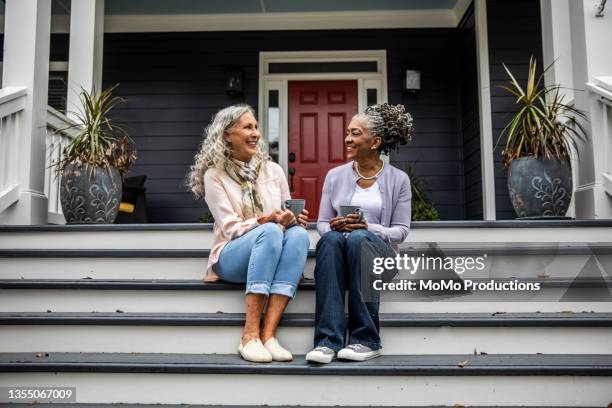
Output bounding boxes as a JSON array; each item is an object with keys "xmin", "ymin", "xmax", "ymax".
[
  {"xmin": 367, "ymin": 173, "xmax": 412, "ymax": 243},
  {"xmin": 204, "ymin": 169, "xmax": 259, "ymax": 240},
  {"xmin": 316, "ymin": 172, "xmax": 335, "ymax": 236}
]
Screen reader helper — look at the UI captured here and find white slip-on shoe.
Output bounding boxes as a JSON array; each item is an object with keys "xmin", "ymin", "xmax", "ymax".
[
  {"xmin": 337, "ymin": 344, "xmax": 381, "ymax": 361},
  {"xmin": 305, "ymin": 346, "xmax": 336, "ymax": 364},
  {"xmin": 263, "ymin": 337, "xmax": 293, "ymax": 361},
  {"xmin": 238, "ymin": 338, "xmax": 273, "ymax": 363}
]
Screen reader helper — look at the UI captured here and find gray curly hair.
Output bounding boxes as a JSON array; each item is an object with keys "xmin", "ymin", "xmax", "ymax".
[
  {"xmin": 187, "ymin": 104, "xmax": 269, "ymax": 199},
  {"xmin": 353, "ymin": 103, "xmax": 414, "ymax": 155}
]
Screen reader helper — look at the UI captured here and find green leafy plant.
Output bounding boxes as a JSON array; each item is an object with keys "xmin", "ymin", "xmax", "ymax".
[
  {"xmin": 56, "ymin": 84, "xmax": 136, "ymax": 177},
  {"xmin": 407, "ymin": 164, "xmax": 439, "ymax": 221},
  {"xmin": 496, "ymin": 56, "xmax": 587, "ymax": 169},
  {"xmin": 198, "ymin": 210, "xmax": 215, "ymax": 223}
]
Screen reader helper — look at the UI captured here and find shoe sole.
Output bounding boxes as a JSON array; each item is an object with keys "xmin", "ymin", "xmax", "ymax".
[
  {"xmin": 336, "ymin": 351, "xmax": 381, "ymax": 361},
  {"xmin": 305, "ymin": 354, "xmax": 335, "ymax": 364}
]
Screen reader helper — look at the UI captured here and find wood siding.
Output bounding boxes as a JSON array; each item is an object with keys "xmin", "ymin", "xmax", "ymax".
[
  {"xmin": 458, "ymin": 3, "xmax": 483, "ymax": 220},
  {"xmin": 487, "ymin": 0, "xmax": 543, "ymax": 219},
  {"xmin": 102, "ymin": 29, "xmax": 469, "ymax": 222}
]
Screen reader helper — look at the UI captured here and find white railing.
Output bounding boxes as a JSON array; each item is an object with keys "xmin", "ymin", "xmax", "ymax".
[
  {"xmin": 586, "ymin": 76, "xmax": 612, "ymax": 197},
  {"xmin": 45, "ymin": 106, "xmax": 79, "ymax": 224},
  {"xmin": 0, "ymin": 87, "xmax": 27, "ymax": 214}
]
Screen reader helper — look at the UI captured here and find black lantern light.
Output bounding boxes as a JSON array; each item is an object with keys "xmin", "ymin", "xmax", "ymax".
[{"xmin": 225, "ymin": 67, "xmax": 244, "ymax": 96}]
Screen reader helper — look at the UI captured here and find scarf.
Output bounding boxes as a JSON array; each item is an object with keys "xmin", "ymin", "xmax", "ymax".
[{"xmin": 224, "ymin": 158, "xmax": 264, "ymax": 219}]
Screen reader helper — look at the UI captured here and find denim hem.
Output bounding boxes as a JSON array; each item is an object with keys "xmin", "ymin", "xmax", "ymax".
[
  {"xmin": 315, "ymin": 339, "xmax": 344, "ymax": 353},
  {"xmin": 270, "ymin": 282, "xmax": 297, "ymax": 299},
  {"xmin": 346, "ymin": 339, "xmax": 382, "ymax": 351},
  {"xmin": 245, "ymin": 281, "xmax": 271, "ymax": 296}
]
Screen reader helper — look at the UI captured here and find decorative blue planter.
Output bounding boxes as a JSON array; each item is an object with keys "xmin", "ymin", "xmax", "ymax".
[
  {"xmin": 60, "ymin": 162, "xmax": 122, "ymax": 224},
  {"xmin": 507, "ymin": 157, "xmax": 572, "ymax": 219}
]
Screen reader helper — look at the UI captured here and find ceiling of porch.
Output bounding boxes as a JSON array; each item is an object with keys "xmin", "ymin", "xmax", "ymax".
[
  {"xmin": 0, "ymin": 0, "xmax": 471, "ymax": 31},
  {"xmin": 47, "ymin": 0, "xmax": 461, "ymax": 15}
]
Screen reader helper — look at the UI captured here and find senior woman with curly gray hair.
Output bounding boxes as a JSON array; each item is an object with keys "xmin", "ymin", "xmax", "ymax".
[
  {"xmin": 306, "ymin": 103, "xmax": 414, "ymax": 364},
  {"xmin": 188, "ymin": 104, "xmax": 309, "ymax": 363}
]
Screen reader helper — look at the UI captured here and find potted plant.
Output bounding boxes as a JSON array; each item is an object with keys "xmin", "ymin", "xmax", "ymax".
[
  {"xmin": 56, "ymin": 84, "xmax": 137, "ymax": 223},
  {"xmin": 497, "ymin": 57, "xmax": 587, "ymax": 218},
  {"xmin": 406, "ymin": 164, "xmax": 440, "ymax": 221}
]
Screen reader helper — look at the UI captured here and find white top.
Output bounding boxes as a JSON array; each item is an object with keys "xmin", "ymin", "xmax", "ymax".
[{"xmin": 350, "ymin": 181, "xmax": 383, "ymax": 224}]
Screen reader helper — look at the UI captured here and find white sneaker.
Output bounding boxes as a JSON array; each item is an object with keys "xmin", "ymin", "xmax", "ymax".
[
  {"xmin": 238, "ymin": 338, "xmax": 272, "ymax": 363},
  {"xmin": 305, "ymin": 346, "xmax": 336, "ymax": 364},
  {"xmin": 264, "ymin": 337, "xmax": 293, "ymax": 361},
  {"xmin": 337, "ymin": 344, "xmax": 381, "ymax": 361}
]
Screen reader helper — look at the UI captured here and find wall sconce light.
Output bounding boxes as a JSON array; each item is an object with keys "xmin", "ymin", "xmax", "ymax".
[
  {"xmin": 404, "ymin": 69, "xmax": 421, "ymax": 93},
  {"xmin": 595, "ymin": 0, "xmax": 606, "ymax": 17},
  {"xmin": 225, "ymin": 67, "xmax": 243, "ymax": 96}
]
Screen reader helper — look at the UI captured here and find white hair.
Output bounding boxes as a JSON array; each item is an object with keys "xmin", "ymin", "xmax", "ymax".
[{"xmin": 187, "ymin": 104, "xmax": 268, "ymax": 199}]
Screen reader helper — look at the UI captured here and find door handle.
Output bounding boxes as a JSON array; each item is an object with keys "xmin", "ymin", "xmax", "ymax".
[{"xmin": 288, "ymin": 167, "xmax": 296, "ymax": 192}]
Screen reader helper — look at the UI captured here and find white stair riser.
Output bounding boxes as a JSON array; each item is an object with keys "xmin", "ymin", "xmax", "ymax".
[
  {"xmin": 1, "ymin": 254, "xmax": 605, "ymax": 280},
  {"xmin": 3, "ymin": 290, "xmax": 612, "ymax": 313},
  {"xmin": 2, "ymin": 325, "xmax": 611, "ymax": 355},
  {"xmin": 2, "ymin": 227, "xmax": 612, "ymax": 249},
  {"xmin": 0, "ymin": 373, "xmax": 609, "ymax": 406}
]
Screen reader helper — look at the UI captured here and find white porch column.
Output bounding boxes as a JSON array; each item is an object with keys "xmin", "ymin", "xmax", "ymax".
[
  {"xmin": 0, "ymin": 0, "xmax": 51, "ymax": 225},
  {"xmin": 474, "ymin": 0, "xmax": 496, "ymax": 220},
  {"xmin": 66, "ymin": 0, "xmax": 105, "ymax": 120},
  {"xmin": 540, "ymin": 0, "xmax": 578, "ymax": 218},
  {"xmin": 569, "ymin": 0, "xmax": 612, "ymax": 219}
]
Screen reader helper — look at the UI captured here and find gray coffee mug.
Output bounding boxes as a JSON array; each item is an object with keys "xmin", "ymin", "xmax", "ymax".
[
  {"xmin": 283, "ymin": 199, "xmax": 305, "ymax": 218},
  {"xmin": 340, "ymin": 205, "xmax": 360, "ymax": 217}
]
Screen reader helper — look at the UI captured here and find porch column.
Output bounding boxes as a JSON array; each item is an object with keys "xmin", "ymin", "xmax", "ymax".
[
  {"xmin": 66, "ymin": 0, "xmax": 105, "ymax": 120},
  {"xmin": 0, "ymin": 0, "xmax": 51, "ymax": 225},
  {"xmin": 569, "ymin": 0, "xmax": 612, "ymax": 218},
  {"xmin": 540, "ymin": 0, "xmax": 578, "ymax": 217},
  {"xmin": 474, "ymin": 0, "xmax": 496, "ymax": 220}
]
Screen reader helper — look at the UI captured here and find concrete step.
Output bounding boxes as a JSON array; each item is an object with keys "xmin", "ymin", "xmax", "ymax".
[
  {"xmin": 1, "ymin": 312, "xmax": 611, "ymax": 355},
  {"xmin": 0, "ymin": 353, "xmax": 610, "ymax": 406},
  {"xmin": 2, "ymin": 279, "xmax": 612, "ymax": 314}
]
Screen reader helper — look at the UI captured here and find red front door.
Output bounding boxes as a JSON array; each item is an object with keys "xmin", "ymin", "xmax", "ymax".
[{"xmin": 288, "ymin": 80, "xmax": 358, "ymax": 220}]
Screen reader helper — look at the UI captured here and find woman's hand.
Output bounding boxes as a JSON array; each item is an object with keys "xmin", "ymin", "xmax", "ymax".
[
  {"xmin": 298, "ymin": 209, "xmax": 309, "ymax": 228},
  {"xmin": 342, "ymin": 213, "xmax": 368, "ymax": 232},
  {"xmin": 272, "ymin": 209, "xmax": 297, "ymax": 228},
  {"xmin": 329, "ymin": 216, "xmax": 346, "ymax": 231}
]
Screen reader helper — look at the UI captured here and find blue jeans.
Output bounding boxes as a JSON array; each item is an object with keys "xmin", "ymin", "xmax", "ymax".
[
  {"xmin": 215, "ymin": 223, "xmax": 309, "ymax": 299},
  {"xmin": 313, "ymin": 229, "xmax": 384, "ymax": 351}
]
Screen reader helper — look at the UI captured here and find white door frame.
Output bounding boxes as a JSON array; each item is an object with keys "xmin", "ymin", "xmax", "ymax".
[{"xmin": 258, "ymin": 50, "xmax": 388, "ymax": 173}]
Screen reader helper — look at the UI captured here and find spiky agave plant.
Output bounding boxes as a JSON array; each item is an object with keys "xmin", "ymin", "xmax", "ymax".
[
  {"xmin": 57, "ymin": 84, "xmax": 136, "ymax": 178},
  {"xmin": 497, "ymin": 56, "xmax": 587, "ymax": 169}
]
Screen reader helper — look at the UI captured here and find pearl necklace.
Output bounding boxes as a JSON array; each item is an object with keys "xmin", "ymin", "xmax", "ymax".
[{"xmin": 354, "ymin": 160, "xmax": 385, "ymax": 180}]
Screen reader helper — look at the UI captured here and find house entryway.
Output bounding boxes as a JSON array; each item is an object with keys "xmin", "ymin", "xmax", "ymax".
[{"xmin": 288, "ymin": 80, "xmax": 358, "ymax": 220}]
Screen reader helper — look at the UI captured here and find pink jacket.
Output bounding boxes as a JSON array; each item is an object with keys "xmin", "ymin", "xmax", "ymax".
[{"xmin": 203, "ymin": 161, "xmax": 290, "ymax": 281}]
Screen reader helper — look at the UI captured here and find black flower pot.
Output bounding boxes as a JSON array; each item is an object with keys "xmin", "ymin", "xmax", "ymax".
[
  {"xmin": 507, "ymin": 157, "xmax": 572, "ymax": 219},
  {"xmin": 60, "ymin": 162, "xmax": 122, "ymax": 223}
]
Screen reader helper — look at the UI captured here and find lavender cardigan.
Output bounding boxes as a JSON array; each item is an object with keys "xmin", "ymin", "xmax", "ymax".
[{"xmin": 317, "ymin": 161, "xmax": 412, "ymax": 245}]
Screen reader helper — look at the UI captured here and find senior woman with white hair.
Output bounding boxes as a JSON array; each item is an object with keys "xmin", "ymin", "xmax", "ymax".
[{"xmin": 188, "ymin": 104, "xmax": 309, "ymax": 363}]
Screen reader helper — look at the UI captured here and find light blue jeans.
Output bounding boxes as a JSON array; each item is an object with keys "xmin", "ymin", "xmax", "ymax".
[{"xmin": 215, "ymin": 223, "xmax": 309, "ymax": 299}]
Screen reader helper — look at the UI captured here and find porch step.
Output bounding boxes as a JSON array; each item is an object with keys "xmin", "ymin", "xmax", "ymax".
[
  {"xmin": 0, "ymin": 353, "xmax": 610, "ymax": 406},
  {"xmin": 2, "ymin": 220, "xmax": 612, "ymax": 250},
  {"xmin": 2, "ymin": 312, "xmax": 611, "ymax": 355},
  {"xmin": 0, "ymin": 245, "xmax": 612, "ymax": 280},
  {"xmin": 4, "ymin": 311, "xmax": 611, "ymax": 326},
  {"xmin": 2, "ymin": 279, "xmax": 611, "ymax": 314},
  {"xmin": 0, "ymin": 406, "xmax": 603, "ymax": 408},
  {"xmin": 2, "ymin": 352, "xmax": 611, "ymax": 375}
]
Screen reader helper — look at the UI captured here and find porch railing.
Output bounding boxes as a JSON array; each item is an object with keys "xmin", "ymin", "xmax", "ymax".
[
  {"xmin": 45, "ymin": 106, "xmax": 79, "ymax": 224},
  {"xmin": 586, "ymin": 76, "xmax": 612, "ymax": 196},
  {"xmin": 0, "ymin": 87, "xmax": 27, "ymax": 214}
]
